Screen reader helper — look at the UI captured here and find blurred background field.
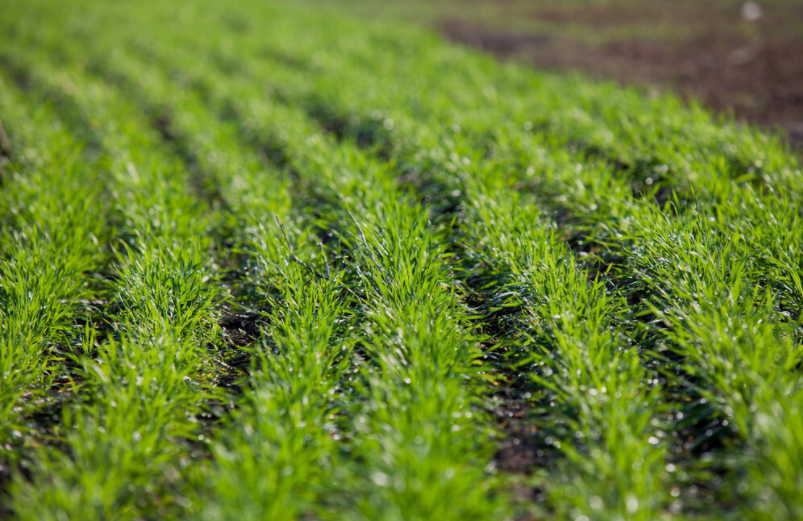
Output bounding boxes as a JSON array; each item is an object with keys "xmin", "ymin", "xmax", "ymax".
[{"xmin": 305, "ymin": 0, "xmax": 803, "ymax": 148}]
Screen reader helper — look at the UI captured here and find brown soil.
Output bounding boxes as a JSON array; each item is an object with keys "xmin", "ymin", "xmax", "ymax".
[{"xmin": 441, "ymin": 1, "xmax": 803, "ymax": 149}]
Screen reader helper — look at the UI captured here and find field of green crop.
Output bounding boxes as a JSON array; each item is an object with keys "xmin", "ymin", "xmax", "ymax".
[{"xmin": 1, "ymin": 0, "xmax": 801, "ymax": 519}]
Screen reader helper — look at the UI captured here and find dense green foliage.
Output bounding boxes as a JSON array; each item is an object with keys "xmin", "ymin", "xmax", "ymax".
[{"xmin": 0, "ymin": 0, "xmax": 801, "ymax": 519}]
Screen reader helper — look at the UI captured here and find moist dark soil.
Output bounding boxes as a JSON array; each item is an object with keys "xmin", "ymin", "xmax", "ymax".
[{"xmin": 440, "ymin": 1, "xmax": 803, "ymax": 150}]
